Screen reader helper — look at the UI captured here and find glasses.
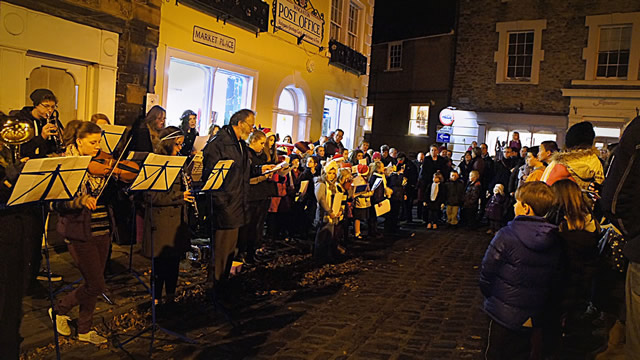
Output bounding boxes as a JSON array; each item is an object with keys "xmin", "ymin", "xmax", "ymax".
[
  {"xmin": 39, "ymin": 103, "xmax": 57, "ymax": 110},
  {"xmin": 175, "ymin": 142, "xmax": 184, "ymax": 148}
]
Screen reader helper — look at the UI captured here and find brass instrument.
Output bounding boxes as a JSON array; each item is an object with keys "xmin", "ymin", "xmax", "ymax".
[
  {"xmin": 0, "ymin": 113, "xmax": 35, "ymax": 161},
  {"xmin": 46, "ymin": 109, "xmax": 65, "ymax": 154}
]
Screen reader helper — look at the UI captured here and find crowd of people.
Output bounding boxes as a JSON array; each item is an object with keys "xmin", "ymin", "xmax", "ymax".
[{"xmin": 1, "ymin": 88, "xmax": 639, "ymax": 360}]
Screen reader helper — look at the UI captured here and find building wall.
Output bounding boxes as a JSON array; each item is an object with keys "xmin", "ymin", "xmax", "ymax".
[
  {"xmin": 368, "ymin": 34, "xmax": 454, "ymax": 153},
  {"xmin": 2, "ymin": 0, "xmax": 161, "ymax": 125},
  {"xmin": 155, "ymin": 0, "xmax": 374, "ymax": 147},
  {"xmin": 451, "ymin": 0, "xmax": 640, "ymax": 116}
]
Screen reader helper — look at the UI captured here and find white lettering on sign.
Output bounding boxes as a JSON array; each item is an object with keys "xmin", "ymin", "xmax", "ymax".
[
  {"xmin": 273, "ymin": 0, "xmax": 324, "ymax": 47},
  {"xmin": 193, "ymin": 26, "xmax": 236, "ymax": 53}
]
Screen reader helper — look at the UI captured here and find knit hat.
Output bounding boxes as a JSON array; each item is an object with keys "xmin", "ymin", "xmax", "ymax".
[
  {"xmin": 372, "ymin": 151, "xmax": 382, "ymax": 161},
  {"xmin": 565, "ymin": 121, "xmax": 595, "ymax": 149},
  {"xmin": 357, "ymin": 164, "xmax": 369, "ymax": 176},
  {"xmin": 294, "ymin": 141, "xmax": 310, "ymax": 153},
  {"xmin": 29, "ymin": 88, "xmax": 56, "ymax": 106},
  {"xmin": 324, "ymin": 160, "xmax": 339, "ymax": 173}
]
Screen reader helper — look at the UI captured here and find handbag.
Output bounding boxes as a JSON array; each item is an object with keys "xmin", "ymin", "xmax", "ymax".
[{"xmin": 598, "ymin": 226, "xmax": 628, "ymax": 273}]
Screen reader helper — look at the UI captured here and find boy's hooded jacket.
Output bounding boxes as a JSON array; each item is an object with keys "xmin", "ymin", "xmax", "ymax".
[
  {"xmin": 480, "ymin": 216, "xmax": 561, "ymax": 330},
  {"xmin": 541, "ymin": 147, "xmax": 604, "ymax": 190}
]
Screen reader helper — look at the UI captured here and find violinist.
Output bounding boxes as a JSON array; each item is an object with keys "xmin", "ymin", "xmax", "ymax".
[
  {"xmin": 142, "ymin": 126, "xmax": 191, "ymax": 307},
  {"xmin": 179, "ymin": 110, "xmax": 199, "ymax": 157},
  {"xmin": 48, "ymin": 121, "xmax": 111, "ymax": 345}
]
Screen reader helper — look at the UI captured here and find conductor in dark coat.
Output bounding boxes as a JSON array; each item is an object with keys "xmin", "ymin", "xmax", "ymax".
[{"xmin": 202, "ymin": 109, "xmax": 271, "ymax": 283}]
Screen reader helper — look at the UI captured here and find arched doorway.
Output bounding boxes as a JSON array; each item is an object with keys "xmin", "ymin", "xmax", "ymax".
[{"xmin": 275, "ymin": 85, "xmax": 308, "ymax": 142}]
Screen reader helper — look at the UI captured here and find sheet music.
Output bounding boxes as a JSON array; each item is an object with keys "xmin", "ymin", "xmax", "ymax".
[
  {"xmin": 8, "ymin": 156, "xmax": 92, "ymax": 206},
  {"xmin": 202, "ymin": 160, "xmax": 234, "ymax": 191},
  {"xmin": 98, "ymin": 124, "xmax": 126, "ymax": 155},
  {"xmin": 192, "ymin": 136, "xmax": 209, "ymax": 152},
  {"xmin": 296, "ymin": 180, "xmax": 310, "ymax": 202},
  {"xmin": 359, "ymin": 159, "xmax": 367, "ymax": 165},
  {"xmin": 332, "ymin": 192, "xmax": 344, "ymax": 215},
  {"xmin": 129, "ymin": 154, "xmax": 187, "ymax": 192},
  {"xmin": 263, "ymin": 161, "xmax": 289, "ymax": 175}
]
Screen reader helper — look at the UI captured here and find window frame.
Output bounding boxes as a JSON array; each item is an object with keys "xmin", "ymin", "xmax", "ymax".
[
  {"xmin": 578, "ymin": 12, "xmax": 640, "ymax": 84},
  {"xmin": 505, "ymin": 30, "xmax": 534, "ymax": 81},
  {"xmin": 494, "ymin": 19, "xmax": 547, "ymax": 85},
  {"xmin": 330, "ymin": 0, "xmax": 364, "ymax": 51},
  {"xmin": 364, "ymin": 104, "xmax": 373, "ymax": 132},
  {"xmin": 330, "ymin": 0, "xmax": 343, "ymax": 41},
  {"xmin": 387, "ymin": 41, "xmax": 403, "ymax": 71},
  {"xmin": 347, "ymin": 2, "xmax": 360, "ymax": 50},
  {"xmin": 408, "ymin": 104, "xmax": 430, "ymax": 137},
  {"xmin": 596, "ymin": 25, "xmax": 632, "ymax": 79}
]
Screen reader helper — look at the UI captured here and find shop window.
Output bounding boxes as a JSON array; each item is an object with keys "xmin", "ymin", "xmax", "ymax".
[
  {"xmin": 323, "ymin": 95, "xmax": 357, "ymax": 148},
  {"xmin": 388, "ymin": 42, "xmax": 402, "ymax": 70},
  {"xmin": 486, "ymin": 129, "xmax": 508, "ymax": 156},
  {"xmin": 275, "ymin": 86, "xmax": 307, "ymax": 142},
  {"xmin": 408, "ymin": 105, "xmax": 429, "ymax": 136},
  {"xmin": 165, "ymin": 57, "xmax": 254, "ymax": 135},
  {"xmin": 364, "ymin": 105, "xmax": 373, "ymax": 132}
]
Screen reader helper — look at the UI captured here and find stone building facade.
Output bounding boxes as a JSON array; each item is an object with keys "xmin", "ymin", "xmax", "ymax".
[
  {"xmin": 451, "ymin": 0, "xmax": 640, "ymax": 152},
  {"xmin": 0, "ymin": 0, "xmax": 161, "ymax": 125}
]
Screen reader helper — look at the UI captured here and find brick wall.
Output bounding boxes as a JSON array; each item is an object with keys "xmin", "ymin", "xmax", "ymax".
[
  {"xmin": 451, "ymin": 0, "xmax": 640, "ymax": 115},
  {"xmin": 5, "ymin": 0, "xmax": 161, "ymax": 125}
]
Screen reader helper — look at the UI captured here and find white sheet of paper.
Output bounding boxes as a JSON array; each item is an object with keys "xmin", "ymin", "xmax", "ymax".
[
  {"xmin": 264, "ymin": 161, "xmax": 289, "ymax": 175},
  {"xmin": 332, "ymin": 192, "xmax": 344, "ymax": 215},
  {"xmin": 129, "ymin": 154, "xmax": 187, "ymax": 192},
  {"xmin": 8, "ymin": 156, "xmax": 92, "ymax": 206},
  {"xmin": 192, "ymin": 136, "xmax": 209, "ymax": 152},
  {"xmin": 99, "ymin": 124, "xmax": 126, "ymax": 154},
  {"xmin": 296, "ymin": 180, "xmax": 310, "ymax": 202},
  {"xmin": 375, "ymin": 199, "xmax": 391, "ymax": 216},
  {"xmin": 202, "ymin": 159, "xmax": 234, "ymax": 191}
]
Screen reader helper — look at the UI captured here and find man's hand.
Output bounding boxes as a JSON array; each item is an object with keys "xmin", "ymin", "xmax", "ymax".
[
  {"xmin": 261, "ymin": 164, "xmax": 276, "ymax": 174},
  {"xmin": 184, "ymin": 190, "xmax": 195, "ymax": 203},
  {"xmin": 41, "ymin": 123, "xmax": 58, "ymax": 139},
  {"xmin": 82, "ymin": 196, "xmax": 97, "ymax": 210}
]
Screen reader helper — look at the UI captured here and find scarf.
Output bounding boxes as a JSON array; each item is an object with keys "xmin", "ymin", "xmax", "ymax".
[{"xmin": 430, "ymin": 182, "xmax": 439, "ymax": 202}]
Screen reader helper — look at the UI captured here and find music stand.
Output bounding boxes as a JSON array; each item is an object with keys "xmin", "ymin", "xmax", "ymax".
[
  {"xmin": 116, "ymin": 153, "xmax": 196, "ymax": 355},
  {"xmin": 8, "ymin": 155, "xmax": 92, "ymax": 360},
  {"xmin": 98, "ymin": 124, "xmax": 127, "ymax": 155},
  {"xmin": 199, "ymin": 160, "xmax": 238, "ymax": 326}
]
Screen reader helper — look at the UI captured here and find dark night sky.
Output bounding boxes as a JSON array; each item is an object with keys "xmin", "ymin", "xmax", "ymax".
[{"xmin": 372, "ymin": 0, "xmax": 457, "ymax": 44}]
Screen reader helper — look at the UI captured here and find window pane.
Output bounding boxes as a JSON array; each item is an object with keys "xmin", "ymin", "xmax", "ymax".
[
  {"xmin": 166, "ymin": 58, "xmax": 211, "ymax": 133},
  {"xmin": 276, "ymin": 114, "xmax": 294, "ymax": 139},
  {"xmin": 278, "ymin": 89, "xmax": 295, "ymax": 111},
  {"xmin": 532, "ymin": 132, "xmax": 557, "ymax": 146},
  {"xmin": 525, "ymin": 32, "xmax": 534, "ymax": 43},
  {"xmin": 594, "ymin": 126, "xmax": 621, "ymax": 138},
  {"xmin": 487, "ymin": 130, "xmax": 509, "ymax": 156},
  {"xmin": 619, "ymin": 65, "xmax": 628, "ymax": 77},
  {"xmin": 597, "ymin": 65, "xmax": 607, "ymax": 77},
  {"xmin": 212, "ymin": 69, "xmax": 252, "ymax": 126}
]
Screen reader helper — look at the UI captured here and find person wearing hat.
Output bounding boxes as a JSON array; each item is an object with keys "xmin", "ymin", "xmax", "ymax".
[
  {"xmin": 541, "ymin": 121, "xmax": 604, "ymax": 191},
  {"xmin": 294, "ymin": 141, "xmax": 312, "ymax": 157},
  {"xmin": 179, "ymin": 109, "xmax": 199, "ymax": 156},
  {"xmin": 313, "ymin": 160, "xmax": 341, "ymax": 263},
  {"xmin": 18, "ymin": 88, "xmax": 64, "ymax": 159}
]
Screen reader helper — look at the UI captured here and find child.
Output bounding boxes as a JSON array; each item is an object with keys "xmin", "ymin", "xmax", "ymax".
[
  {"xmin": 425, "ymin": 172, "xmax": 445, "ymax": 229},
  {"xmin": 445, "ymin": 170, "xmax": 465, "ymax": 226},
  {"xmin": 509, "ymin": 131, "xmax": 522, "ymax": 154},
  {"xmin": 485, "ymin": 184, "xmax": 506, "ymax": 235},
  {"xmin": 479, "ymin": 181, "xmax": 560, "ymax": 360},
  {"xmin": 368, "ymin": 161, "xmax": 391, "ymax": 239},
  {"xmin": 462, "ymin": 170, "xmax": 481, "ymax": 227},
  {"xmin": 313, "ymin": 161, "xmax": 341, "ymax": 263},
  {"xmin": 352, "ymin": 164, "xmax": 372, "ymax": 239}
]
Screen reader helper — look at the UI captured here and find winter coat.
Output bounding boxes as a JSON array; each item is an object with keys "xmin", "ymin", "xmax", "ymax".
[
  {"xmin": 445, "ymin": 179, "xmax": 465, "ymax": 206},
  {"xmin": 314, "ymin": 179, "xmax": 338, "ymax": 226},
  {"xmin": 558, "ymin": 229, "xmax": 600, "ymax": 307},
  {"xmin": 458, "ymin": 160, "xmax": 473, "ymax": 184},
  {"xmin": 426, "ymin": 182, "xmax": 446, "ymax": 210},
  {"xmin": 419, "ymin": 155, "xmax": 449, "ymax": 189},
  {"xmin": 541, "ymin": 147, "xmax": 604, "ymax": 190},
  {"xmin": 601, "ymin": 115, "xmax": 640, "ymax": 262},
  {"xmin": 17, "ymin": 106, "xmax": 61, "ymax": 158},
  {"xmin": 202, "ymin": 125, "xmax": 253, "ymax": 229},
  {"xmin": 130, "ymin": 122, "xmax": 156, "ymax": 153},
  {"xmin": 479, "ymin": 216, "xmax": 561, "ymax": 330},
  {"xmin": 143, "ymin": 177, "xmax": 190, "ymax": 258},
  {"xmin": 247, "ymin": 147, "xmax": 276, "ymax": 202},
  {"xmin": 369, "ymin": 173, "xmax": 387, "ymax": 205},
  {"xmin": 400, "ymin": 159, "xmax": 419, "ymax": 188},
  {"xmin": 387, "ymin": 172, "xmax": 404, "ymax": 202},
  {"xmin": 463, "ymin": 180, "xmax": 481, "ymax": 209},
  {"xmin": 180, "ymin": 128, "xmax": 199, "ymax": 156},
  {"xmin": 485, "ymin": 193, "xmax": 506, "ymax": 221},
  {"xmin": 323, "ymin": 139, "xmax": 344, "ymax": 157}
]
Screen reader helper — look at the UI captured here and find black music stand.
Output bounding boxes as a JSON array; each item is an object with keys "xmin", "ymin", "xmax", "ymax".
[
  {"xmin": 116, "ymin": 153, "xmax": 196, "ymax": 355},
  {"xmin": 199, "ymin": 159, "xmax": 238, "ymax": 326},
  {"xmin": 8, "ymin": 155, "xmax": 93, "ymax": 360}
]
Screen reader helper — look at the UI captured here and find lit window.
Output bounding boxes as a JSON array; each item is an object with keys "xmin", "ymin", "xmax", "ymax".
[
  {"xmin": 330, "ymin": 0, "xmax": 343, "ymax": 41},
  {"xmin": 596, "ymin": 25, "xmax": 631, "ymax": 78},
  {"xmin": 408, "ymin": 105, "xmax": 429, "ymax": 136},
  {"xmin": 364, "ymin": 105, "xmax": 373, "ymax": 132},
  {"xmin": 506, "ymin": 31, "xmax": 534, "ymax": 80},
  {"xmin": 594, "ymin": 126, "xmax": 621, "ymax": 138},
  {"xmin": 388, "ymin": 42, "xmax": 402, "ymax": 70},
  {"xmin": 347, "ymin": 2, "xmax": 359, "ymax": 49},
  {"xmin": 276, "ymin": 86, "xmax": 308, "ymax": 141}
]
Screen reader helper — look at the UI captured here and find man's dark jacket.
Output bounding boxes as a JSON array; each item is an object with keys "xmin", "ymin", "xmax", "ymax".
[
  {"xmin": 601, "ymin": 115, "xmax": 640, "ymax": 262},
  {"xmin": 17, "ymin": 106, "xmax": 60, "ymax": 158},
  {"xmin": 202, "ymin": 125, "xmax": 253, "ymax": 229}
]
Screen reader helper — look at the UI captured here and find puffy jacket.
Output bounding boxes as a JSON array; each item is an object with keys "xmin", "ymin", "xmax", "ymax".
[
  {"xmin": 445, "ymin": 179, "xmax": 465, "ymax": 206},
  {"xmin": 485, "ymin": 193, "xmax": 506, "ymax": 221},
  {"xmin": 601, "ymin": 115, "xmax": 640, "ymax": 262},
  {"xmin": 541, "ymin": 147, "xmax": 604, "ymax": 190},
  {"xmin": 202, "ymin": 125, "xmax": 252, "ymax": 229},
  {"xmin": 480, "ymin": 216, "xmax": 561, "ymax": 330},
  {"xmin": 463, "ymin": 180, "xmax": 481, "ymax": 209}
]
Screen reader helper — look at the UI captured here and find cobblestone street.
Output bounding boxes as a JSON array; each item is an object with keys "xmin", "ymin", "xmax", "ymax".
[{"xmin": 23, "ymin": 224, "xmax": 492, "ymax": 360}]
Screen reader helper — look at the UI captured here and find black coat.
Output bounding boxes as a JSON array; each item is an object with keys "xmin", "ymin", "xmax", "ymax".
[
  {"xmin": 400, "ymin": 159, "xmax": 419, "ymax": 187},
  {"xmin": 180, "ymin": 128, "xmax": 199, "ymax": 156},
  {"xmin": 419, "ymin": 155, "xmax": 448, "ymax": 189},
  {"xmin": 445, "ymin": 179, "xmax": 465, "ymax": 206},
  {"xmin": 202, "ymin": 125, "xmax": 252, "ymax": 229},
  {"xmin": 247, "ymin": 147, "xmax": 276, "ymax": 202},
  {"xmin": 17, "ymin": 106, "xmax": 61, "ymax": 158},
  {"xmin": 323, "ymin": 139, "xmax": 344, "ymax": 157},
  {"xmin": 601, "ymin": 115, "xmax": 640, "ymax": 262}
]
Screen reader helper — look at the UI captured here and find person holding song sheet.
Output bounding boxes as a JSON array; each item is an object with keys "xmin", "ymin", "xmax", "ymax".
[
  {"xmin": 49, "ymin": 121, "xmax": 110, "ymax": 345},
  {"xmin": 142, "ymin": 126, "xmax": 192, "ymax": 308},
  {"xmin": 313, "ymin": 161, "xmax": 342, "ymax": 263},
  {"xmin": 202, "ymin": 109, "xmax": 272, "ymax": 286}
]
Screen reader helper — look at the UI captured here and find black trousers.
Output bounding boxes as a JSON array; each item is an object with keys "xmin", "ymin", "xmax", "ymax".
[
  {"xmin": 403, "ymin": 186, "xmax": 416, "ymax": 222},
  {"xmin": 0, "ymin": 206, "xmax": 42, "ymax": 359},
  {"xmin": 384, "ymin": 200, "xmax": 402, "ymax": 233},
  {"xmin": 485, "ymin": 319, "xmax": 531, "ymax": 360},
  {"xmin": 238, "ymin": 199, "xmax": 269, "ymax": 261}
]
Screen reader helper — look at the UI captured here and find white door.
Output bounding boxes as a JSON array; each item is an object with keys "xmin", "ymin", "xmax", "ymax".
[{"xmin": 25, "ymin": 55, "xmax": 88, "ymax": 127}]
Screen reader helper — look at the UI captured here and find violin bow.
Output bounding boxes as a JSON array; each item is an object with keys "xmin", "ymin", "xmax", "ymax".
[{"xmin": 96, "ymin": 136, "xmax": 133, "ymax": 200}]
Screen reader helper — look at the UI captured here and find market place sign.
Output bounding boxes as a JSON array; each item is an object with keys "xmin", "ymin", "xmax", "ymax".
[
  {"xmin": 272, "ymin": 0, "xmax": 325, "ymax": 48},
  {"xmin": 193, "ymin": 26, "xmax": 236, "ymax": 53}
]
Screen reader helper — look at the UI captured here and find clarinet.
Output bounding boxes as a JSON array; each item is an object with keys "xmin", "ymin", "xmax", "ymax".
[{"xmin": 182, "ymin": 170, "xmax": 199, "ymax": 218}]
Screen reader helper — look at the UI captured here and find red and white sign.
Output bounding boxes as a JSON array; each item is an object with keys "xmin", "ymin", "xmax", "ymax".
[{"xmin": 439, "ymin": 108, "xmax": 455, "ymax": 126}]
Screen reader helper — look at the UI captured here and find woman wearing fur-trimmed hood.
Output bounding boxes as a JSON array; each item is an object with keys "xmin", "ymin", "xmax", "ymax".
[{"xmin": 541, "ymin": 121, "xmax": 604, "ymax": 190}]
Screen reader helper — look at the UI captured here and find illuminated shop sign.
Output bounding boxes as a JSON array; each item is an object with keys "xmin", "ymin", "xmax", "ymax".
[{"xmin": 272, "ymin": 0, "xmax": 325, "ymax": 48}]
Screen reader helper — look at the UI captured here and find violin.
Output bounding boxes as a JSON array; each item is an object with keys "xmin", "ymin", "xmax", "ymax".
[{"xmin": 88, "ymin": 150, "xmax": 140, "ymax": 183}]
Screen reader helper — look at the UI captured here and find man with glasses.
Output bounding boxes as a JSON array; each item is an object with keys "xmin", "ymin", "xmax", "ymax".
[{"xmin": 17, "ymin": 88, "xmax": 63, "ymax": 159}]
